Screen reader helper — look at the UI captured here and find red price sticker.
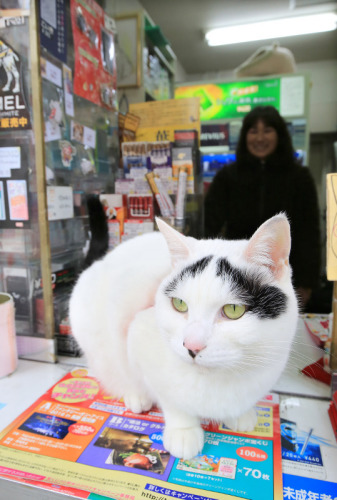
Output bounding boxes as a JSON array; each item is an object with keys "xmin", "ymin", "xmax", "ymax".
[{"xmin": 236, "ymin": 446, "xmax": 268, "ymax": 462}]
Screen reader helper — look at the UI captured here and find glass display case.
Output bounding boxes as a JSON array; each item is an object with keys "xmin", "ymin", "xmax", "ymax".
[{"xmin": 0, "ymin": 0, "xmax": 119, "ymax": 361}]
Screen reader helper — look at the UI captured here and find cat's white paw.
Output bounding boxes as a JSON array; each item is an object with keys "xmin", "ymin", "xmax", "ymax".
[
  {"xmin": 124, "ymin": 392, "xmax": 153, "ymax": 414},
  {"xmin": 163, "ymin": 425, "xmax": 204, "ymax": 459},
  {"xmin": 225, "ymin": 408, "xmax": 257, "ymax": 432}
]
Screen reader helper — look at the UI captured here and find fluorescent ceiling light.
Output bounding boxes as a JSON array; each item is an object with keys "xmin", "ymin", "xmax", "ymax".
[{"xmin": 205, "ymin": 12, "xmax": 337, "ymax": 46}]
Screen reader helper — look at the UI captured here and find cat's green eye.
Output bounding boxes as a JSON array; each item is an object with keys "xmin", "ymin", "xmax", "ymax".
[
  {"xmin": 223, "ymin": 304, "xmax": 246, "ymax": 320},
  {"xmin": 172, "ymin": 297, "xmax": 188, "ymax": 313}
]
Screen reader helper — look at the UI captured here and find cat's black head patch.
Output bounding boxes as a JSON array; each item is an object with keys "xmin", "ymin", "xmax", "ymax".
[
  {"xmin": 216, "ymin": 258, "xmax": 287, "ymax": 319},
  {"xmin": 164, "ymin": 255, "xmax": 213, "ymax": 295}
]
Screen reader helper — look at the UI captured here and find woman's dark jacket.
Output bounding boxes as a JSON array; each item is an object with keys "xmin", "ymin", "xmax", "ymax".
[{"xmin": 204, "ymin": 156, "xmax": 321, "ymax": 290}]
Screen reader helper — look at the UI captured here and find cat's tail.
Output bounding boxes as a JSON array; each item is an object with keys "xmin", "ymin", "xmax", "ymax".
[{"xmin": 82, "ymin": 195, "xmax": 109, "ymax": 270}]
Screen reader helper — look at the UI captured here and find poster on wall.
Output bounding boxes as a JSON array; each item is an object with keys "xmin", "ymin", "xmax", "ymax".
[
  {"xmin": 41, "ymin": 56, "xmax": 65, "ymax": 143},
  {"xmin": 0, "ymin": 37, "xmax": 31, "ymax": 130},
  {"xmin": 70, "ymin": 0, "xmax": 117, "ymax": 110},
  {"xmin": 39, "ymin": 0, "xmax": 67, "ymax": 64},
  {"xmin": 0, "ymin": 139, "xmax": 30, "ymax": 229},
  {"xmin": 175, "ymin": 75, "xmax": 306, "ymax": 122}
]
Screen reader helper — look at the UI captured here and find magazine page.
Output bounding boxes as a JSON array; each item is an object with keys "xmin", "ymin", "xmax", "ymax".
[
  {"xmin": 0, "ymin": 369, "xmax": 283, "ymax": 500},
  {"xmin": 280, "ymin": 395, "xmax": 337, "ymax": 499}
]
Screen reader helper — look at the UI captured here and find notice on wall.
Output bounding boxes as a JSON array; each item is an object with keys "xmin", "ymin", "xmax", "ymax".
[
  {"xmin": 47, "ymin": 185, "xmax": 74, "ymax": 220},
  {"xmin": 280, "ymin": 76, "xmax": 305, "ymax": 118}
]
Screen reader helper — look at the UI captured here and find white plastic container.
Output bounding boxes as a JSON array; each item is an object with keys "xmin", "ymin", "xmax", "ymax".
[{"xmin": 0, "ymin": 293, "xmax": 17, "ymax": 377}]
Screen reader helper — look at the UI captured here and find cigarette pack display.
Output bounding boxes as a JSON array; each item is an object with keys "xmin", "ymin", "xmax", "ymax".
[
  {"xmin": 148, "ymin": 141, "xmax": 171, "ymax": 169},
  {"xmin": 145, "ymin": 172, "xmax": 174, "ymax": 218},
  {"xmin": 122, "ymin": 142, "xmax": 148, "ymax": 172},
  {"xmin": 121, "ymin": 220, "xmax": 154, "ymax": 242},
  {"xmin": 173, "ymin": 129, "xmax": 201, "ymax": 196},
  {"xmin": 172, "ymin": 147, "xmax": 195, "ymax": 194},
  {"xmin": 115, "ymin": 178, "xmax": 136, "ymax": 194},
  {"xmin": 174, "ymin": 129, "xmax": 198, "ymax": 147},
  {"xmin": 127, "ymin": 195, "xmax": 154, "ymax": 220},
  {"xmin": 99, "ymin": 194, "xmax": 127, "ymax": 237},
  {"xmin": 175, "ymin": 169, "xmax": 188, "ymax": 224}
]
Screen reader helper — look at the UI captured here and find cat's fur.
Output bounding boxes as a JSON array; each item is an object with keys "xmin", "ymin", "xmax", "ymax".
[{"xmin": 69, "ymin": 214, "xmax": 298, "ymax": 459}]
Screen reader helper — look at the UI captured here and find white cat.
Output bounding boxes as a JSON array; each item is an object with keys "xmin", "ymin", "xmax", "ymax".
[{"xmin": 69, "ymin": 214, "xmax": 298, "ymax": 459}]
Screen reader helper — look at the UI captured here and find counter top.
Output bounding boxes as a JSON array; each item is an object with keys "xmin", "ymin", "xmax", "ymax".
[{"xmin": 0, "ymin": 317, "xmax": 334, "ymax": 499}]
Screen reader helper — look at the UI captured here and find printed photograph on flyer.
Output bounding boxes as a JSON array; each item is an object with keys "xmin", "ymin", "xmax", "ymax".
[{"xmin": 77, "ymin": 416, "xmax": 175, "ymax": 480}]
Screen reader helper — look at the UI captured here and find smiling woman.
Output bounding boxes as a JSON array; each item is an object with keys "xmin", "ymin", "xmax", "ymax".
[
  {"xmin": 246, "ymin": 120, "xmax": 278, "ymax": 160},
  {"xmin": 204, "ymin": 105, "xmax": 321, "ymax": 310}
]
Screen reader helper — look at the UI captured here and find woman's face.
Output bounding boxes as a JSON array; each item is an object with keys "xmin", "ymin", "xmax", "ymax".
[{"xmin": 246, "ymin": 120, "xmax": 278, "ymax": 160}]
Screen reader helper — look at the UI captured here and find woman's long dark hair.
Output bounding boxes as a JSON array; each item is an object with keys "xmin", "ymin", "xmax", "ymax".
[{"xmin": 235, "ymin": 106, "xmax": 296, "ymax": 168}]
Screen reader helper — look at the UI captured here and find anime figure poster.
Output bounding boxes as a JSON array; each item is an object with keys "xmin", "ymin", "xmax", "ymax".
[
  {"xmin": 70, "ymin": 0, "xmax": 117, "ymax": 110},
  {"xmin": 0, "ymin": 37, "xmax": 31, "ymax": 130}
]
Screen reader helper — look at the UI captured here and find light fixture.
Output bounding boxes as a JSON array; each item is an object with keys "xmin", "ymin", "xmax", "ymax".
[{"xmin": 205, "ymin": 12, "xmax": 337, "ymax": 46}]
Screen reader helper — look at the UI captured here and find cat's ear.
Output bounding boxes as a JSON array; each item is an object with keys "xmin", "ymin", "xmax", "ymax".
[
  {"xmin": 156, "ymin": 218, "xmax": 195, "ymax": 266},
  {"xmin": 244, "ymin": 213, "xmax": 291, "ymax": 281}
]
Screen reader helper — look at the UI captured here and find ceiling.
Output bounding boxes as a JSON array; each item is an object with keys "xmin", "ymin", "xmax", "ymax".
[{"xmin": 140, "ymin": 0, "xmax": 337, "ymax": 76}]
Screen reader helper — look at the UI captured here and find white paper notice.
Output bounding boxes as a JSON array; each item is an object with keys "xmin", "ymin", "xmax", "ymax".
[
  {"xmin": 40, "ymin": 0, "xmax": 57, "ymax": 28},
  {"xmin": 0, "ymin": 166, "xmax": 11, "ymax": 178},
  {"xmin": 41, "ymin": 57, "xmax": 62, "ymax": 87},
  {"xmin": 63, "ymin": 65, "xmax": 74, "ymax": 117},
  {"xmin": 83, "ymin": 126, "xmax": 96, "ymax": 148},
  {"xmin": 47, "ymin": 186, "xmax": 74, "ymax": 221},
  {"xmin": 0, "ymin": 147, "xmax": 21, "ymax": 170},
  {"xmin": 280, "ymin": 76, "xmax": 305, "ymax": 117}
]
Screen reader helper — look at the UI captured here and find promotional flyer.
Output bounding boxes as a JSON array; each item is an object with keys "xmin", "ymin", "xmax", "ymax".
[{"xmin": 0, "ymin": 369, "xmax": 283, "ymax": 500}]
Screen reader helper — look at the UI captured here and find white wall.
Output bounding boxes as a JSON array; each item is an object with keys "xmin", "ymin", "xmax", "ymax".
[
  {"xmin": 178, "ymin": 60, "xmax": 337, "ymax": 134},
  {"xmin": 297, "ymin": 60, "xmax": 337, "ymax": 134}
]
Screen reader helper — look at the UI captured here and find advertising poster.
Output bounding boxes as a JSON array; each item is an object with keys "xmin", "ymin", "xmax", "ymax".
[
  {"xmin": 129, "ymin": 97, "xmax": 200, "ymax": 143},
  {"xmin": 280, "ymin": 396, "xmax": 337, "ymax": 499},
  {"xmin": 39, "ymin": 0, "xmax": 67, "ymax": 63},
  {"xmin": 0, "ymin": 370, "xmax": 283, "ymax": 500},
  {"xmin": 0, "ymin": 36, "xmax": 31, "ymax": 130},
  {"xmin": 175, "ymin": 76, "xmax": 306, "ymax": 122},
  {"xmin": 70, "ymin": 0, "xmax": 117, "ymax": 110}
]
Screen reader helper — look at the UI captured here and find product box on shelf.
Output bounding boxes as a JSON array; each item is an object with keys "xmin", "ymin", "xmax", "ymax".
[
  {"xmin": 172, "ymin": 129, "xmax": 201, "ymax": 195},
  {"xmin": 99, "ymin": 193, "xmax": 127, "ymax": 236},
  {"xmin": 115, "ymin": 178, "xmax": 136, "ymax": 194},
  {"xmin": 121, "ymin": 219, "xmax": 155, "ymax": 242},
  {"xmin": 127, "ymin": 194, "xmax": 154, "ymax": 220},
  {"xmin": 107, "ymin": 220, "xmax": 120, "ymax": 249},
  {"xmin": 121, "ymin": 141, "xmax": 173, "ymax": 195}
]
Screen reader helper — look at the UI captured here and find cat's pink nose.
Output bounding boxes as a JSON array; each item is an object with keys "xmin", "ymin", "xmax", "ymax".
[
  {"xmin": 184, "ymin": 345, "xmax": 203, "ymax": 359},
  {"xmin": 183, "ymin": 321, "xmax": 207, "ymax": 358}
]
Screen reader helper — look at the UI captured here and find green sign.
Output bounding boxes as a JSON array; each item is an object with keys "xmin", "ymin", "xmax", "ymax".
[{"xmin": 175, "ymin": 79, "xmax": 281, "ymax": 121}]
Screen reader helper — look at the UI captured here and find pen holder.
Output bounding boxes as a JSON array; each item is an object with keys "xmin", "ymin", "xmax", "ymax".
[{"xmin": 0, "ymin": 293, "xmax": 18, "ymax": 377}]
